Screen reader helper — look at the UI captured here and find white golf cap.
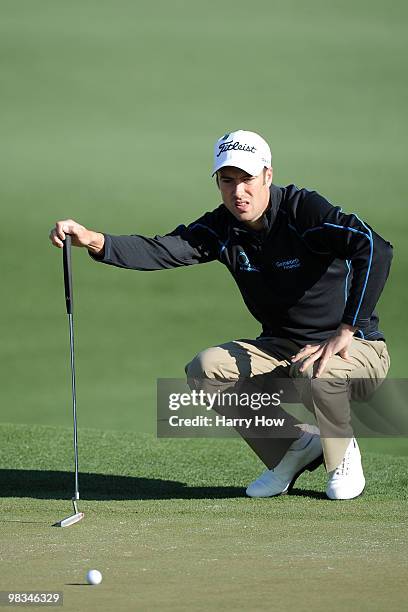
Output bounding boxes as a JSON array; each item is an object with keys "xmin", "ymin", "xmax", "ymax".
[{"xmin": 212, "ymin": 130, "xmax": 272, "ymax": 176}]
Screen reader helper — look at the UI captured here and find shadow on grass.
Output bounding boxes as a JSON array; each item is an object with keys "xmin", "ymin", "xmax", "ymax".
[
  {"xmin": 288, "ymin": 488, "xmax": 327, "ymax": 500},
  {"xmin": 0, "ymin": 469, "xmax": 244, "ymax": 500},
  {"xmin": 0, "ymin": 469, "xmax": 324, "ymax": 500}
]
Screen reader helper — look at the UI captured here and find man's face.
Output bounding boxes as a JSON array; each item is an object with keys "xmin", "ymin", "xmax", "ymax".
[{"xmin": 217, "ymin": 166, "xmax": 273, "ymax": 230}]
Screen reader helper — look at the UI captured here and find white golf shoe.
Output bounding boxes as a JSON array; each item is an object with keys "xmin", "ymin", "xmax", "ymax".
[
  {"xmin": 246, "ymin": 431, "xmax": 324, "ymax": 498},
  {"xmin": 326, "ymin": 438, "xmax": 365, "ymax": 500}
]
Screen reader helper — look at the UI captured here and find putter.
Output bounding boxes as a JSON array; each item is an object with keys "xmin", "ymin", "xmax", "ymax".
[{"xmin": 53, "ymin": 234, "xmax": 84, "ymax": 528}]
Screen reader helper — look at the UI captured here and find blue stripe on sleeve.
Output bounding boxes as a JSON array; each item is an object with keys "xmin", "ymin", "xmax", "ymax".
[
  {"xmin": 322, "ymin": 221, "xmax": 373, "ymax": 325},
  {"xmin": 344, "ymin": 259, "xmax": 351, "ymax": 304},
  {"xmin": 292, "ymin": 218, "xmax": 373, "ymax": 325}
]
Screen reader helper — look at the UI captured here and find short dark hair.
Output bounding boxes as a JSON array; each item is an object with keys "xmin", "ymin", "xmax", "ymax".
[{"xmin": 215, "ymin": 167, "xmax": 268, "ymax": 188}]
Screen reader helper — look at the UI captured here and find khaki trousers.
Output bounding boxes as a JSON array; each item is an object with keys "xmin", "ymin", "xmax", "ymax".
[{"xmin": 185, "ymin": 337, "xmax": 390, "ymax": 472}]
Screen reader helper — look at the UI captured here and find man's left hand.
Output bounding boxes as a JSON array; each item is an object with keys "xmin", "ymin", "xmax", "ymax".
[{"xmin": 291, "ymin": 323, "xmax": 357, "ymax": 378}]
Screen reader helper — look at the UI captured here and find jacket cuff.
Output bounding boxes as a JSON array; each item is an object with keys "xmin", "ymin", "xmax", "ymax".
[
  {"xmin": 88, "ymin": 234, "xmax": 110, "ymax": 262},
  {"xmin": 341, "ymin": 313, "xmax": 370, "ymax": 328}
]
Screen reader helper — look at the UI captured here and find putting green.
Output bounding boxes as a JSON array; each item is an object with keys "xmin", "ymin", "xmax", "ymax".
[{"xmin": 1, "ymin": 424, "xmax": 407, "ymax": 611}]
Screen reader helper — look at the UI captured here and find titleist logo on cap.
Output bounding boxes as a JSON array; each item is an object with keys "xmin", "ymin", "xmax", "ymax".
[{"xmin": 217, "ymin": 139, "xmax": 257, "ymax": 157}]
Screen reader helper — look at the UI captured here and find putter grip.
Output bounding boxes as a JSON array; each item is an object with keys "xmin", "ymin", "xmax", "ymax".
[{"xmin": 63, "ymin": 234, "xmax": 73, "ymax": 314}]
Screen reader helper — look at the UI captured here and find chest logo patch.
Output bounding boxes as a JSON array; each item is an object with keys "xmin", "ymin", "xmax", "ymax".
[
  {"xmin": 237, "ymin": 250, "xmax": 260, "ymax": 273},
  {"xmin": 275, "ymin": 257, "xmax": 301, "ymax": 270}
]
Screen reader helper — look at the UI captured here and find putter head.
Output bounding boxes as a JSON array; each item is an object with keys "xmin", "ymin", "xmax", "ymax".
[
  {"xmin": 53, "ymin": 512, "xmax": 84, "ymax": 528},
  {"xmin": 53, "ymin": 498, "xmax": 84, "ymax": 527}
]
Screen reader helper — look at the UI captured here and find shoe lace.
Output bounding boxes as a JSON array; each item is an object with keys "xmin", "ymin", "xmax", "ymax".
[{"xmin": 334, "ymin": 452, "xmax": 351, "ymax": 477}]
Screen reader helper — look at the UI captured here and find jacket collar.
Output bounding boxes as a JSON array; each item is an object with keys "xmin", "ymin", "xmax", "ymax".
[{"xmin": 264, "ymin": 183, "xmax": 282, "ymax": 232}]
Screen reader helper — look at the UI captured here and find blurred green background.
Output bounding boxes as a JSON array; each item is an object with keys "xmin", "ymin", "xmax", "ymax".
[{"xmin": 1, "ymin": 0, "xmax": 407, "ymax": 440}]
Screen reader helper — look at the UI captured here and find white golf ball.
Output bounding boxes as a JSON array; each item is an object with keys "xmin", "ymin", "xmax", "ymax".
[{"xmin": 86, "ymin": 569, "xmax": 103, "ymax": 585}]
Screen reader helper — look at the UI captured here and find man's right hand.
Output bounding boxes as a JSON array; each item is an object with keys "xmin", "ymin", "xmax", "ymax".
[{"xmin": 49, "ymin": 219, "xmax": 105, "ymax": 255}]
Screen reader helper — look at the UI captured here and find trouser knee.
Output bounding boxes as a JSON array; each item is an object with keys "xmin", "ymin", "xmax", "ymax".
[{"xmin": 185, "ymin": 347, "xmax": 225, "ymax": 379}]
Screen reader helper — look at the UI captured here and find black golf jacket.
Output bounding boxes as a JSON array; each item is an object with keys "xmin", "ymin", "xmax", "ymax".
[{"xmin": 90, "ymin": 184, "xmax": 393, "ymax": 346}]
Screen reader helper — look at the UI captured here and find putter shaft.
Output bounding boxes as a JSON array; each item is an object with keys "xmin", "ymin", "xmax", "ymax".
[
  {"xmin": 53, "ymin": 235, "xmax": 83, "ymax": 527},
  {"xmin": 68, "ymin": 313, "xmax": 80, "ymax": 501}
]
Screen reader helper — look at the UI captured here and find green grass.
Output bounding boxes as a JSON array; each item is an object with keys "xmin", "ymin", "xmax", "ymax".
[
  {"xmin": 1, "ymin": 423, "xmax": 408, "ymax": 611},
  {"xmin": 1, "ymin": 1, "xmax": 408, "ymax": 609}
]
